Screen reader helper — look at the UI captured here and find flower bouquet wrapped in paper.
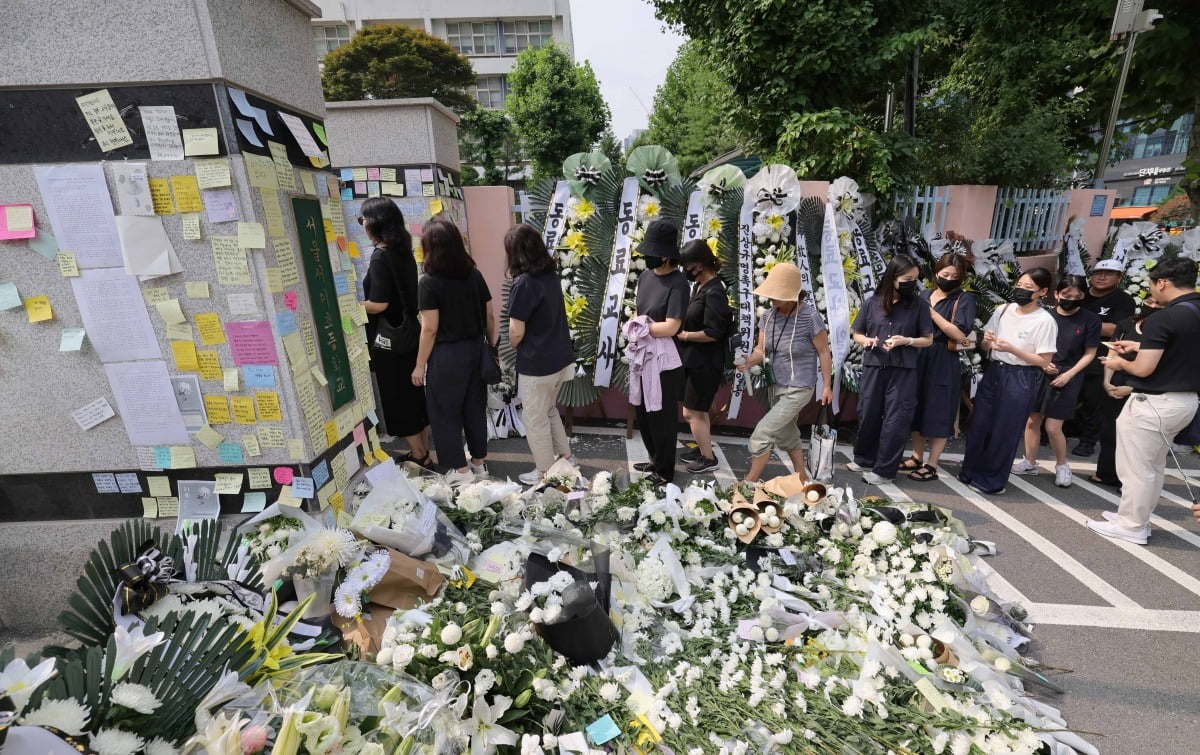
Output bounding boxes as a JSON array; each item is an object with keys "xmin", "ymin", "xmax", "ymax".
[{"xmin": 349, "ymin": 474, "xmax": 470, "ymax": 567}]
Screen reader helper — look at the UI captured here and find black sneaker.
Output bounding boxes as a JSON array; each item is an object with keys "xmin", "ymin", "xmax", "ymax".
[
  {"xmin": 633, "ymin": 461, "xmax": 655, "ymax": 472},
  {"xmin": 686, "ymin": 456, "xmax": 718, "ymax": 474},
  {"xmin": 680, "ymin": 447, "xmax": 702, "ymax": 463},
  {"xmin": 645, "ymin": 471, "xmax": 671, "ymax": 487},
  {"xmin": 1071, "ymin": 441, "xmax": 1095, "ymax": 457}
]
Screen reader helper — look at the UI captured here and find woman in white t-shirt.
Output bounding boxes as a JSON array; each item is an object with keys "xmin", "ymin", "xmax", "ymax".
[{"xmin": 958, "ymin": 268, "xmax": 1058, "ymax": 494}]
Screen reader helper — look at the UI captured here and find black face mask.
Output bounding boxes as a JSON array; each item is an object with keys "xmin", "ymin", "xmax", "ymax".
[
  {"xmin": 1012, "ymin": 289, "xmax": 1036, "ymax": 306},
  {"xmin": 643, "ymin": 255, "xmax": 663, "ymax": 270},
  {"xmin": 897, "ymin": 280, "xmax": 919, "ymax": 298},
  {"xmin": 682, "ymin": 265, "xmax": 698, "ymax": 282},
  {"xmin": 1058, "ymin": 298, "xmax": 1083, "ymax": 311},
  {"xmin": 1139, "ymin": 305, "xmax": 1162, "ymax": 321},
  {"xmin": 935, "ymin": 277, "xmax": 960, "ymax": 292}
]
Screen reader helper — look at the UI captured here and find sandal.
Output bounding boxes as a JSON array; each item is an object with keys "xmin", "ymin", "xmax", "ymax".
[
  {"xmin": 899, "ymin": 456, "xmax": 924, "ymax": 471},
  {"xmin": 1088, "ymin": 475, "xmax": 1121, "ymax": 488},
  {"xmin": 397, "ymin": 451, "xmax": 435, "ymax": 470},
  {"xmin": 907, "ymin": 464, "xmax": 939, "ymax": 482}
]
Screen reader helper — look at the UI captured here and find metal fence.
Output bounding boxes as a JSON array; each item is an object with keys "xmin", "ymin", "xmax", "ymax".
[
  {"xmin": 892, "ymin": 185, "xmax": 950, "ymax": 234},
  {"xmin": 989, "ymin": 187, "xmax": 1070, "ymax": 253}
]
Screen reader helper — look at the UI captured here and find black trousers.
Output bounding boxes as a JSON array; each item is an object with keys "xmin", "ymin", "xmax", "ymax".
[
  {"xmin": 853, "ymin": 366, "xmax": 919, "ymax": 479},
  {"xmin": 1075, "ymin": 372, "xmax": 1106, "ymax": 444},
  {"xmin": 425, "ymin": 338, "xmax": 488, "ymax": 470},
  {"xmin": 1095, "ymin": 393, "xmax": 1128, "ymax": 482},
  {"xmin": 635, "ymin": 367, "xmax": 684, "ymax": 481}
]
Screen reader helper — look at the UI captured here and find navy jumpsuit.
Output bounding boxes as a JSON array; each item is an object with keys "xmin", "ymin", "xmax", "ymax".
[{"xmin": 913, "ymin": 288, "xmax": 976, "ymax": 438}]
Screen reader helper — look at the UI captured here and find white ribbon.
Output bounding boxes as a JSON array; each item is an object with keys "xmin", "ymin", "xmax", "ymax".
[
  {"xmin": 594, "ymin": 177, "xmax": 640, "ymax": 388},
  {"xmin": 793, "ymin": 215, "xmax": 814, "ymax": 300},
  {"xmin": 729, "ymin": 199, "xmax": 756, "ymax": 419},
  {"xmin": 820, "ymin": 202, "xmax": 852, "ymax": 413},
  {"xmin": 1064, "ymin": 217, "xmax": 1086, "ymax": 276},
  {"xmin": 1109, "ymin": 237, "xmax": 1130, "ymax": 269},
  {"xmin": 682, "ymin": 188, "xmax": 704, "ymax": 244},
  {"xmin": 540, "ymin": 180, "xmax": 571, "ymax": 255}
]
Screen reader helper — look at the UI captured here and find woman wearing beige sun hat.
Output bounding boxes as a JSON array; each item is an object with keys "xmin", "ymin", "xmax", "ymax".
[{"xmin": 735, "ymin": 263, "xmax": 834, "ymax": 483}]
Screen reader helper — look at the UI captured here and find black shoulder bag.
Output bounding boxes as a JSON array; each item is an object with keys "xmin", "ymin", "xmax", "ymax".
[
  {"xmin": 371, "ymin": 249, "xmax": 420, "ymax": 353},
  {"xmin": 473, "ymin": 274, "xmax": 502, "ymax": 385}
]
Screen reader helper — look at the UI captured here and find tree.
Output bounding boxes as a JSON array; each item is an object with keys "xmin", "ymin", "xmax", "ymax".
[
  {"xmin": 506, "ymin": 44, "xmax": 612, "ymax": 179},
  {"xmin": 459, "ymin": 107, "xmax": 516, "ymax": 186},
  {"xmin": 321, "ymin": 25, "xmax": 476, "ymax": 111},
  {"xmin": 596, "ymin": 128, "xmax": 624, "ymax": 164},
  {"xmin": 644, "ymin": 41, "xmax": 739, "ymax": 175}
]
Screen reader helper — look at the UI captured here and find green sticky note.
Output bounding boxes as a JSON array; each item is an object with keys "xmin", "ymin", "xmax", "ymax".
[
  {"xmin": 312, "ymin": 122, "xmax": 328, "ymax": 147},
  {"xmin": 28, "ymin": 229, "xmax": 59, "ymax": 260},
  {"xmin": 59, "ymin": 327, "xmax": 86, "ymax": 351}
]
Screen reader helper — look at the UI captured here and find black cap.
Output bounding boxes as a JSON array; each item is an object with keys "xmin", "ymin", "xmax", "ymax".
[{"xmin": 636, "ymin": 219, "xmax": 680, "ymax": 259}]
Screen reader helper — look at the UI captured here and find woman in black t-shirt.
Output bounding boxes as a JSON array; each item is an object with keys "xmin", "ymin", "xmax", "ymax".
[
  {"xmin": 676, "ymin": 240, "xmax": 731, "ymax": 474},
  {"xmin": 360, "ymin": 198, "xmax": 431, "ymax": 467},
  {"xmin": 412, "ymin": 219, "xmax": 493, "ymax": 486}
]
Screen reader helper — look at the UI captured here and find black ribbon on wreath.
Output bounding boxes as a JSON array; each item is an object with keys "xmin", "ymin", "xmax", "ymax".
[
  {"xmin": 116, "ymin": 540, "xmax": 176, "ymax": 614},
  {"xmin": 756, "ymin": 186, "xmax": 788, "ymax": 207},
  {"xmin": 573, "ymin": 166, "xmax": 602, "ymax": 185},
  {"xmin": 641, "ymin": 168, "xmax": 669, "ymax": 187},
  {"xmin": 706, "ymin": 177, "xmax": 730, "ymax": 202}
]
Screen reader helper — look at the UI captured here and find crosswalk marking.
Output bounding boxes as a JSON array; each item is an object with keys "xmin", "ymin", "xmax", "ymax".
[
  {"xmin": 1070, "ymin": 473, "xmax": 1200, "ymax": 549},
  {"xmin": 709, "ymin": 442, "xmax": 739, "ymax": 488}
]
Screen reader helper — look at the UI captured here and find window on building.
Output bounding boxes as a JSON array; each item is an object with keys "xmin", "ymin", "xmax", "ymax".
[
  {"xmin": 445, "ymin": 21, "xmax": 498, "ymax": 56},
  {"xmin": 474, "ymin": 76, "xmax": 506, "ymax": 109},
  {"xmin": 314, "ymin": 24, "xmax": 352, "ymax": 59},
  {"xmin": 503, "ymin": 19, "xmax": 554, "ymax": 54},
  {"xmin": 1171, "ymin": 114, "xmax": 1193, "ymax": 155},
  {"xmin": 1131, "ymin": 184, "xmax": 1173, "ymax": 206}
]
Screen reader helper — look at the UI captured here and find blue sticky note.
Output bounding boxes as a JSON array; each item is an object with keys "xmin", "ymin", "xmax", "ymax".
[
  {"xmin": 28, "ymin": 229, "xmax": 59, "ymax": 260},
  {"xmin": 339, "ymin": 168, "xmax": 353, "ymax": 182},
  {"xmin": 333, "ymin": 273, "xmax": 348, "ymax": 296},
  {"xmin": 242, "ymin": 491, "xmax": 266, "ymax": 513},
  {"xmin": 242, "ymin": 365, "xmax": 276, "ymax": 388},
  {"xmin": 218, "ymin": 442, "xmax": 244, "ymax": 464},
  {"xmin": 275, "ymin": 311, "xmax": 298, "ymax": 336},
  {"xmin": 291, "ymin": 477, "xmax": 314, "ymax": 498},
  {"xmin": 366, "ymin": 408, "xmax": 379, "ymax": 426},
  {"xmin": 154, "ymin": 446, "xmax": 172, "ymax": 469},
  {"xmin": 339, "ymin": 252, "xmax": 353, "ymax": 271},
  {"xmin": 0, "ymin": 282, "xmax": 21, "ymax": 311},
  {"xmin": 312, "ymin": 459, "xmax": 330, "ymax": 489},
  {"xmin": 60, "ymin": 327, "xmax": 86, "ymax": 352},
  {"xmin": 340, "ymin": 188, "xmax": 354, "ymax": 201},
  {"xmin": 586, "ymin": 715, "xmax": 620, "ymax": 745}
]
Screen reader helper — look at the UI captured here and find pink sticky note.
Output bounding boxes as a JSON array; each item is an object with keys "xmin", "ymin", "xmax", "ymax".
[
  {"xmin": 226, "ymin": 321, "xmax": 279, "ymax": 366},
  {"xmin": 284, "ymin": 291, "xmax": 298, "ymax": 311},
  {"xmin": 352, "ymin": 423, "xmax": 367, "ymax": 447},
  {"xmin": 354, "ymin": 181, "xmax": 367, "ymax": 195},
  {"xmin": 273, "ymin": 466, "xmax": 294, "ymax": 485},
  {"xmin": 366, "ymin": 167, "xmax": 380, "ymax": 181},
  {"xmin": 0, "ymin": 204, "xmax": 37, "ymax": 240}
]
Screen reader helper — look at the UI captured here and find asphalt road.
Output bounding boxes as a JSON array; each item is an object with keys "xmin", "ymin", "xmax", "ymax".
[{"xmin": 435, "ymin": 424, "xmax": 1200, "ymax": 754}]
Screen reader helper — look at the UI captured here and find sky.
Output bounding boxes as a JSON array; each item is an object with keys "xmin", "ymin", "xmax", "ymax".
[{"xmin": 569, "ymin": 0, "xmax": 686, "ymax": 143}]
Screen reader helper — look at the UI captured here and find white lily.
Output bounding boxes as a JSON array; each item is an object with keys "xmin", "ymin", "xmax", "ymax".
[
  {"xmin": 469, "ymin": 695, "xmax": 519, "ymax": 755},
  {"xmin": 0, "ymin": 657, "xmax": 57, "ymax": 713},
  {"xmin": 110, "ymin": 624, "xmax": 166, "ymax": 681}
]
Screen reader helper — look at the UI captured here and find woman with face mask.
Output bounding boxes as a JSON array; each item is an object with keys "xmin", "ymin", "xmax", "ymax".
[
  {"xmin": 958, "ymin": 267, "xmax": 1058, "ymax": 495},
  {"xmin": 1012, "ymin": 276, "xmax": 1101, "ymax": 487},
  {"xmin": 676, "ymin": 240, "xmax": 732, "ymax": 474},
  {"xmin": 904, "ymin": 253, "xmax": 976, "ymax": 481},
  {"xmin": 848, "ymin": 255, "xmax": 935, "ymax": 485},
  {"xmin": 1092, "ymin": 296, "xmax": 1165, "ymax": 486}
]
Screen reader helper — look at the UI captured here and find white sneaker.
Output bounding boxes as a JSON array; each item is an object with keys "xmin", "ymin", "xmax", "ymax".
[
  {"xmin": 847, "ymin": 461, "xmax": 866, "ymax": 473},
  {"xmin": 445, "ymin": 469, "xmax": 475, "ymax": 487},
  {"xmin": 1054, "ymin": 464, "xmax": 1072, "ymax": 487},
  {"xmin": 1170, "ymin": 443, "xmax": 1192, "ymax": 454},
  {"xmin": 1086, "ymin": 518, "xmax": 1149, "ymax": 545},
  {"xmin": 518, "ymin": 469, "xmax": 543, "ymax": 485},
  {"xmin": 1011, "ymin": 459, "xmax": 1039, "ymax": 476},
  {"xmin": 861, "ymin": 471, "xmax": 889, "ymax": 485},
  {"xmin": 1101, "ymin": 511, "xmax": 1152, "ymax": 536},
  {"xmin": 468, "ymin": 461, "xmax": 488, "ymax": 480}
]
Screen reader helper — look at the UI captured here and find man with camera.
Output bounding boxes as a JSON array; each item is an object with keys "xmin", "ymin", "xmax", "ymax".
[{"xmin": 1086, "ymin": 258, "xmax": 1200, "ymax": 544}]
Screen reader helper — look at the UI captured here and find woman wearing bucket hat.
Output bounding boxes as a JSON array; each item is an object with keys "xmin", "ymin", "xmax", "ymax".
[
  {"xmin": 737, "ymin": 263, "xmax": 833, "ymax": 483},
  {"xmin": 630, "ymin": 219, "xmax": 690, "ymax": 485},
  {"xmin": 677, "ymin": 239, "xmax": 733, "ymax": 474}
]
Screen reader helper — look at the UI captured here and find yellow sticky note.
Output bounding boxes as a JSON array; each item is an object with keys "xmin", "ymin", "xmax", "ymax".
[
  {"xmin": 171, "ymin": 341, "xmax": 199, "ymax": 371},
  {"xmin": 195, "ymin": 312, "xmax": 226, "ymax": 345},
  {"xmin": 243, "ymin": 153, "xmax": 278, "ymax": 191},
  {"xmin": 267, "ymin": 141, "xmax": 296, "ymax": 192},
  {"xmin": 243, "ymin": 434, "xmax": 262, "ymax": 457},
  {"xmin": 143, "ymin": 287, "xmax": 170, "ymax": 305},
  {"xmin": 182, "ymin": 127, "xmax": 219, "ymax": 157},
  {"xmin": 347, "ymin": 241, "xmax": 359, "ymax": 259},
  {"xmin": 214, "ymin": 472, "xmax": 243, "ymax": 494},
  {"xmin": 194, "ymin": 158, "xmax": 231, "ymax": 189},
  {"xmin": 203, "ymin": 394, "xmax": 231, "ymax": 424},
  {"xmin": 149, "ymin": 178, "xmax": 174, "ymax": 214},
  {"xmin": 300, "ymin": 172, "xmax": 316, "ymax": 195},
  {"xmin": 147, "ymin": 476, "xmax": 171, "ymax": 497},
  {"xmin": 430, "ymin": 198, "xmax": 443, "ymax": 215},
  {"xmin": 155, "ymin": 298, "xmax": 186, "ymax": 324},
  {"xmin": 185, "ymin": 281, "xmax": 210, "ymax": 299},
  {"xmin": 323, "ymin": 219, "xmax": 335, "ymax": 242},
  {"xmin": 75, "ymin": 89, "xmax": 133, "ymax": 151},
  {"xmin": 255, "ymin": 391, "xmax": 283, "ymax": 422},
  {"xmin": 196, "ymin": 424, "xmax": 224, "ymax": 450},
  {"xmin": 157, "ymin": 496, "xmax": 179, "ymax": 517},
  {"xmin": 288, "ymin": 439, "xmax": 306, "ymax": 460},
  {"xmin": 182, "ymin": 214, "xmax": 201, "ymax": 240},
  {"xmin": 310, "ymin": 366, "xmax": 327, "ymax": 386},
  {"xmin": 24, "ymin": 296, "xmax": 52, "ymax": 322},
  {"xmin": 56, "ymin": 252, "xmax": 79, "ymax": 277},
  {"xmin": 277, "ymin": 484, "xmax": 300, "ymax": 507},
  {"xmin": 373, "ymin": 447, "xmax": 390, "ymax": 464},
  {"xmin": 261, "ymin": 192, "xmax": 286, "ymax": 238},
  {"xmin": 166, "ymin": 322, "xmax": 193, "ymax": 342},
  {"xmin": 324, "ymin": 420, "xmax": 339, "ymax": 447},
  {"xmin": 264, "ymin": 267, "xmax": 283, "ymax": 293},
  {"xmin": 197, "ymin": 351, "xmax": 222, "ymax": 381},
  {"xmin": 248, "ymin": 467, "xmax": 271, "ymax": 488},
  {"xmin": 171, "ymin": 175, "xmax": 204, "ymax": 213},
  {"xmin": 257, "ymin": 426, "xmax": 285, "ymax": 447},
  {"xmin": 231, "ymin": 396, "xmax": 257, "ymax": 425},
  {"xmin": 237, "ymin": 222, "xmax": 265, "ymax": 249},
  {"xmin": 142, "ymin": 497, "xmax": 158, "ymax": 519},
  {"xmin": 223, "ymin": 367, "xmax": 240, "ymax": 391},
  {"xmin": 170, "ymin": 446, "xmax": 196, "ymax": 468},
  {"xmin": 5, "ymin": 204, "xmax": 34, "ymax": 232}
]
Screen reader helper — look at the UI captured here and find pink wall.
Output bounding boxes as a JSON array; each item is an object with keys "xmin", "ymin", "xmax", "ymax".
[
  {"xmin": 798, "ymin": 180, "xmax": 831, "ymax": 200},
  {"xmin": 943, "ymin": 185, "xmax": 999, "ymax": 242},
  {"xmin": 463, "ymin": 186, "xmax": 516, "ymax": 323},
  {"xmin": 1064, "ymin": 189, "xmax": 1117, "ymax": 262}
]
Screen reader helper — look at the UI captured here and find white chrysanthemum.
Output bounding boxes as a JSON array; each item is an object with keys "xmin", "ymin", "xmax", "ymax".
[
  {"xmin": 145, "ymin": 737, "xmax": 179, "ymax": 755},
  {"xmin": 111, "ymin": 682, "xmax": 162, "ymax": 714},
  {"xmin": 303, "ymin": 527, "xmax": 361, "ymax": 571},
  {"xmin": 333, "ymin": 583, "xmax": 362, "ymax": 618},
  {"xmin": 20, "ymin": 697, "xmax": 91, "ymax": 736},
  {"xmin": 91, "ymin": 727, "xmax": 146, "ymax": 755}
]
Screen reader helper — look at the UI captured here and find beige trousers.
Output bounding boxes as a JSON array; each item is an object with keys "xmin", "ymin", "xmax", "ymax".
[
  {"xmin": 1114, "ymin": 391, "xmax": 1198, "ymax": 529},
  {"xmin": 519, "ymin": 364, "xmax": 575, "ymax": 472},
  {"xmin": 748, "ymin": 385, "xmax": 814, "ymax": 457}
]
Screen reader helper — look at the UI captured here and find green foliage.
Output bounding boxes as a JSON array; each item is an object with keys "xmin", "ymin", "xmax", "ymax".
[
  {"xmin": 507, "ymin": 45, "xmax": 612, "ymax": 180},
  {"xmin": 321, "ymin": 25, "xmax": 476, "ymax": 111},
  {"xmin": 596, "ymin": 127, "xmax": 624, "ymax": 165},
  {"xmin": 459, "ymin": 107, "xmax": 519, "ymax": 186},
  {"xmin": 1151, "ymin": 192, "xmax": 1195, "ymax": 225},
  {"xmin": 644, "ymin": 41, "xmax": 740, "ymax": 175}
]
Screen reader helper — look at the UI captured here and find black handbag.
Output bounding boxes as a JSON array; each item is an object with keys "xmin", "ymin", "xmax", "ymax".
[
  {"xmin": 473, "ymin": 275, "xmax": 502, "ymax": 384},
  {"xmin": 370, "ymin": 249, "xmax": 420, "ymax": 353}
]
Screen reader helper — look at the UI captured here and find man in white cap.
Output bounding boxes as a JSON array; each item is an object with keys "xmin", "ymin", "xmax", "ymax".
[{"xmin": 1073, "ymin": 259, "xmax": 1135, "ymax": 457}]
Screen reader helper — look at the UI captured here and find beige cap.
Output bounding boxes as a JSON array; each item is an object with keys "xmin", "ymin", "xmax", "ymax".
[{"xmin": 753, "ymin": 263, "xmax": 802, "ymax": 301}]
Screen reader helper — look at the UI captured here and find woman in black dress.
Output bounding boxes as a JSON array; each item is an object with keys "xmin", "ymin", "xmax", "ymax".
[
  {"xmin": 676, "ymin": 240, "xmax": 732, "ymax": 475},
  {"xmin": 360, "ymin": 197, "xmax": 431, "ymax": 467},
  {"xmin": 904, "ymin": 253, "xmax": 976, "ymax": 481}
]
